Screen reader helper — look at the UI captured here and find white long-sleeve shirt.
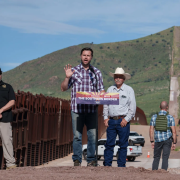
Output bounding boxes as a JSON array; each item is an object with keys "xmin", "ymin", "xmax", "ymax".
[{"xmin": 103, "ymin": 83, "xmax": 136, "ymax": 122}]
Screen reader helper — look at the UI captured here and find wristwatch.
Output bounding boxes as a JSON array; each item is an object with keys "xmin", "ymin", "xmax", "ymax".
[{"xmin": 150, "ymin": 141, "xmax": 154, "ymax": 143}]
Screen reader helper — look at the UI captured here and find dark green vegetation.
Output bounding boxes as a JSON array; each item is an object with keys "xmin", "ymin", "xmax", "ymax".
[{"xmin": 4, "ymin": 27, "xmax": 175, "ymax": 117}]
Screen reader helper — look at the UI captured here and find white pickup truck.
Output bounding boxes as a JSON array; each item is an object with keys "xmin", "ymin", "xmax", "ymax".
[
  {"xmin": 129, "ymin": 131, "xmax": 145, "ymax": 147},
  {"xmin": 82, "ymin": 138, "xmax": 142, "ymax": 161}
]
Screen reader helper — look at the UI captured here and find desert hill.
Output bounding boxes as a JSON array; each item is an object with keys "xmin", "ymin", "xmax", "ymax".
[{"xmin": 4, "ymin": 26, "xmax": 179, "ymax": 119}]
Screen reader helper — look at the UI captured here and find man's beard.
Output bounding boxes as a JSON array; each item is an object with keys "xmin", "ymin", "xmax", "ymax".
[{"xmin": 81, "ymin": 60, "xmax": 90, "ymax": 66}]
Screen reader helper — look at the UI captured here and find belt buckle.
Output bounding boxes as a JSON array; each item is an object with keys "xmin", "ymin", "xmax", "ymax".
[{"xmin": 114, "ymin": 116, "xmax": 119, "ymax": 120}]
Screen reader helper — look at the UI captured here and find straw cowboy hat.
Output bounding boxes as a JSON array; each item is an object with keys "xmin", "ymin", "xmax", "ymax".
[{"xmin": 109, "ymin": 67, "xmax": 131, "ymax": 80}]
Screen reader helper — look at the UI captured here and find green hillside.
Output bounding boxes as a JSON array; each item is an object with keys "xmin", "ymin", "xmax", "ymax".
[{"xmin": 3, "ymin": 27, "xmax": 176, "ymax": 117}]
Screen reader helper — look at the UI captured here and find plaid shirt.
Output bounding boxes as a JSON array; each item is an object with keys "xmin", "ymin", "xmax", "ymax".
[
  {"xmin": 150, "ymin": 110, "xmax": 175, "ymax": 142},
  {"xmin": 68, "ymin": 63, "xmax": 104, "ymax": 113}
]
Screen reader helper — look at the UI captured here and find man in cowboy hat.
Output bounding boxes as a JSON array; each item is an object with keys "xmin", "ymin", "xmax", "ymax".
[
  {"xmin": 0, "ymin": 68, "xmax": 16, "ymax": 169},
  {"xmin": 103, "ymin": 67, "xmax": 136, "ymax": 167}
]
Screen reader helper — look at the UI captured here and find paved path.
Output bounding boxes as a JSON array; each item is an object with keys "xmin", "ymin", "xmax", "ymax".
[
  {"xmin": 37, "ymin": 153, "xmax": 180, "ymax": 169},
  {"xmin": 37, "ymin": 125, "xmax": 180, "ymax": 170}
]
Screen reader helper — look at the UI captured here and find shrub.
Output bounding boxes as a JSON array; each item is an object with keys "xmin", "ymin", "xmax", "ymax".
[
  {"xmin": 156, "ymin": 33, "xmax": 160, "ymax": 35},
  {"xmin": 100, "ymin": 46, "xmax": 103, "ymax": 49},
  {"xmin": 154, "ymin": 64, "xmax": 157, "ymax": 66},
  {"xmin": 144, "ymin": 78, "xmax": 152, "ymax": 82},
  {"xmin": 152, "ymin": 44, "xmax": 155, "ymax": 46},
  {"xmin": 97, "ymin": 63, "xmax": 100, "ymax": 65},
  {"xmin": 136, "ymin": 40, "xmax": 139, "ymax": 43},
  {"xmin": 118, "ymin": 60, "xmax": 121, "ymax": 63},
  {"xmin": 144, "ymin": 40, "xmax": 146, "ymax": 42},
  {"xmin": 107, "ymin": 47, "xmax": 110, "ymax": 49},
  {"xmin": 156, "ymin": 41, "xmax": 158, "ymax": 43},
  {"xmin": 170, "ymin": 30, "xmax": 173, "ymax": 32},
  {"xmin": 131, "ymin": 71, "xmax": 135, "ymax": 76},
  {"xmin": 117, "ymin": 46, "xmax": 119, "ymax": 49}
]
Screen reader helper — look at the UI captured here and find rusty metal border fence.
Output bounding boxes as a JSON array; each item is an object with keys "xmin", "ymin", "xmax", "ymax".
[{"xmin": 0, "ymin": 91, "xmax": 106, "ymax": 169}]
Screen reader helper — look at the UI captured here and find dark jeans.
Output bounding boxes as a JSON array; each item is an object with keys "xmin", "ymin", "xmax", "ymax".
[
  {"xmin": 71, "ymin": 111, "xmax": 97, "ymax": 163},
  {"xmin": 152, "ymin": 138, "xmax": 172, "ymax": 170},
  {"xmin": 103, "ymin": 118, "xmax": 130, "ymax": 167}
]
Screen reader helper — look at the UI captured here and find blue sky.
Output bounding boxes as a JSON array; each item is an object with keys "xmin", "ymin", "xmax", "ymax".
[{"xmin": 0, "ymin": 0, "xmax": 180, "ymax": 72}]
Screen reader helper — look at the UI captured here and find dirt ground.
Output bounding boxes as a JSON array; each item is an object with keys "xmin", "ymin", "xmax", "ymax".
[
  {"xmin": 0, "ymin": 166, "xmax": 180, "ymax": 180},
  {"xmin": 1, "ymin": 126, "xmax": 180, "ymax": 179}
]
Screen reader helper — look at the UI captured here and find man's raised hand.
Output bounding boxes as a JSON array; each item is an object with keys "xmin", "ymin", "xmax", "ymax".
[{"xmin": 64, "ymin": 64, "xmax": 75, "ymax": 78}]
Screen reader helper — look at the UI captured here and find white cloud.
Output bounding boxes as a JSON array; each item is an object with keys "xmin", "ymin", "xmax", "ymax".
[
  {"xmin": 0, "ymin": 0, "xmax": 180, "ymax": 35},
  {"xmin": 0, "ymin": 16, "xmax": 104, "ymax": 34}
]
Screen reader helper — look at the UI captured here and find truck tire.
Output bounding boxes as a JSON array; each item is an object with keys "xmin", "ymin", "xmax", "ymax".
[
  {"xmin": 98, "ymin": 156, "xmax": 101, "ymax": 160},
  {"xmin": 127, "ymin": 157, "xmax": 135, "ymax": 161},
  {"xmin": 141, "ymin": 143, "xmax": 144, "ymax": 147},
  {"xmin": 129, "ymin": 140, "xmax": 134, "ymax": 146},
  {"xmin": 83, "ymin": 151, "xmax": 101, "ymax": 160},
  {"xmin": 83, "ymin": 151, "xmax": 87, "ymax": 160},
  {"xmin": 116, "ymin": 152, "xmax": 119, "ymax": 160}
]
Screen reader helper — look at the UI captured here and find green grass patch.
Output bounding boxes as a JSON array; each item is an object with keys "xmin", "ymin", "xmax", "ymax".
[
  {"xmin": 175, "ymin": 146, "xmax": 180, "ymax": 151},
  {"xmin": 146, "ymin": 117, "xmax": 152, "ymax": 125},
  {"xmin": 130, "ymin": 122, "xmax": 140, "ymax": 125}
]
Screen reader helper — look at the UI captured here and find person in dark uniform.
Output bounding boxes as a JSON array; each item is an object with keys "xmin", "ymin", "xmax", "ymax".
[{"xmin": 0, "ymin": 68, "xmax": 16, "ymax": 169}]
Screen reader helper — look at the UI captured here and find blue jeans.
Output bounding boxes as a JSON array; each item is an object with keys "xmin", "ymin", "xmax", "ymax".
[
  {"xmin": 71, "ymin": 111, "xmax": 97, "ymax": 163},
  {"xmin": 104, "ymin": 118, "xmax": 130, "ymax": 167}
]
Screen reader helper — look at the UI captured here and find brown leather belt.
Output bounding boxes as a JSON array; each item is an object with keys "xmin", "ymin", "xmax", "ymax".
[{"xmin": 110, "ymin": 116, "xmax": 125, "ymax": 120}]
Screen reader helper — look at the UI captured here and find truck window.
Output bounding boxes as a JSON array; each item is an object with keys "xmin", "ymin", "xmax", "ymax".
[{"xmin": 129, "ymin": 132, "xmax": 139, "ymax": 136}]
